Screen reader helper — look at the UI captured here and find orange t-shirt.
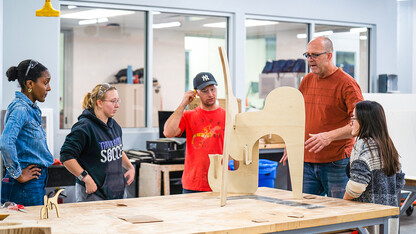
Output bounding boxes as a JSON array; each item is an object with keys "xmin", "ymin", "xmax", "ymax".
[
  {"xmin": 179, "ymin": 106, "xmax": 225, "ymax": 191},
  {"xmin": 299, "ymin": 68, "xmax": 363, "ymax": 163}
]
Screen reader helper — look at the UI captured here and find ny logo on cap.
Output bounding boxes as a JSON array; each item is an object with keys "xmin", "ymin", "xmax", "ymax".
[{"xmin": 202, "ymin": 75, "xmax": 210, "ymax": 81}]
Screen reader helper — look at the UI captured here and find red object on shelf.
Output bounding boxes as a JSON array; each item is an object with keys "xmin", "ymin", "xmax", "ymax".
[{"xmin": 52, "ymin": 158, "xmax": 62, "ymax": 166}]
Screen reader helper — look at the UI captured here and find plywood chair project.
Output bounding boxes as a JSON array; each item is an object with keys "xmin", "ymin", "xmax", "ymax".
[{"xmin": 208, "ymin": 47, "xmax": 305, "ymax": 206}]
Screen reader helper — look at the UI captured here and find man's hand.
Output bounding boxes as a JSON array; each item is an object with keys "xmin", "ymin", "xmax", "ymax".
[
  {"xmin": 83, "ymin": 175, "xmax": 98, "ymax": 194},
  {"xmin": 305, "ymin": 132, "xmax": 332, "ymax": 153},
  {"xmin": 279, "ymin": 148, "xmax": 288, "ymax": 166},
  {"xmin": 181, "ymin": 90, "xmax": 196, "ymax": 106},
  {"xmin": 124, "ymin": 168, "xmax": 135, "ymax": 186},
  {"xmin": 16, "ymin": 165, "xmax": 41, "ymax": 183}
]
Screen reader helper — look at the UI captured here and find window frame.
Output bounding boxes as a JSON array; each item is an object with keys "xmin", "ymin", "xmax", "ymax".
[
  {"xmin": 59, "ymin": 1, "xmax": 233, "ymax": 131},
  {"xmin": 245, "ymin": 14, "xmax": 374, "ymax": 93}
]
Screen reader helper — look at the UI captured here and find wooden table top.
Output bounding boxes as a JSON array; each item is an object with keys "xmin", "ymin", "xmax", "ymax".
[
  {"xmin": 405, "ymin": 176, "xmax": 416, "ymax": 187},
  {"xmin": 1, "ymin": 187, "xmax": 398, "ymax": 234}
]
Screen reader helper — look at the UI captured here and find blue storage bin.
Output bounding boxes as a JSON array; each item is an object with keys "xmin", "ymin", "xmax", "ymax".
[
  {"xmin": 258, "ymin": 159, "xmax": 278, "ymax": 188},
  {"xmin": 229, "ymin": 160, "xmax": 235, "ymax": 171}
]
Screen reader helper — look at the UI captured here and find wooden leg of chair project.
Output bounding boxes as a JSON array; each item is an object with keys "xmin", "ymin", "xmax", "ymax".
[
  {"xmin": 218, "ymin": 46, "xmax": 238, "ymax": 207},
  {"xmin": 286, "ymin": 144, "xmax": 304, "ymax": 200},
  {"xmin": 40, "ymin": 195, "xmax": 48, "ymax": 220}
]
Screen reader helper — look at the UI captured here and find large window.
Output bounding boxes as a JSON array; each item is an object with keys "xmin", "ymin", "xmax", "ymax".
[
  {"xmin": 245, "ymin": 20, "xmax": 308, "ymax": 110},
  {"xmin": 153, "ymin": 13, "xmax": 227, "ymax": 111},
  {"xmin": 60, "ymin": 5, "xmax": 146, "ymax": 128},
  {"xmin": 60, "ymin": 7, "xmax": 228, "ymax": 129},
  {"xmin": 245, "ymin": 21, "xmax": 370, "ymax": 111},
  {"xmin": 314, "ymin": 24, "xmax": 369, "ymax": 92}
]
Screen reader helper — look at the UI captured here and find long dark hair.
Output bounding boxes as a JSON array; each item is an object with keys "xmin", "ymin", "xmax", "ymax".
[
  {"xmin": 5, "ymin": 59, "xmax": 48, "ymax": 89},
  {"xmin": 355, "ymin": 100, "xmax": 400, "ymax": 176}
]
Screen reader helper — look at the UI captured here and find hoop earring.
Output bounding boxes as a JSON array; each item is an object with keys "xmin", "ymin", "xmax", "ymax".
[{"xmin": 28, "ymin": 88, "xmax": 32, "ymax": 93}]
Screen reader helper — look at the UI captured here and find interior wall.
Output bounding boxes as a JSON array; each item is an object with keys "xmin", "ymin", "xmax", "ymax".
[
  {"xmin": 363, "ymin": 93, "xmax": 416, "ymax": 177},
  {"xmin": 413, "ymin": 0, "xmax": 416, "ymax": 93},
  {"xmin": 153, "ymin": 30, "xmax": 186, "ymax": 111},
  {"xmin": 2, "ymin": 0, "xmax": 60, "ymax": 156},
  {"xmin": 186, "ymin": 36, "xmax": 226, "ymax": 100},
  {"xmin": 329, "ymin": 33, "xmax": 361, "ymax": 84},
  {"xmin": 71, "ymin": 26, "xmax": 145, "ymax": 121},
  {"xmin": 397, "ymin": 0, "xmax": 413, "ymax": 93},
  {"xmin": 275, "ymin": 30, "xmax": 307, "ymax": 60},
  {"xmin": 1, "ymin": 0, "xmax": 404, "ymax": 156}
]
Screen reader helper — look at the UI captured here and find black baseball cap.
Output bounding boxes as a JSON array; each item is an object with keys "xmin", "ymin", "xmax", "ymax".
[{"xmin": 193, "ymin": 72, "xmax": 217, "ymax": 90}]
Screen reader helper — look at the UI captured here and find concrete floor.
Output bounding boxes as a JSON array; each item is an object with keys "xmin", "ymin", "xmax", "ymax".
[{"xmin": 400, "ymin": 210, "xmax": 416, "ymax": 234}]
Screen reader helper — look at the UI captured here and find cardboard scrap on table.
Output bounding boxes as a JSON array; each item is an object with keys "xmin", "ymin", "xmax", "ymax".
[
  {"xmin": 0, "ymin": 214, "xmax": 9, "ymax": 221},
  {"xmin": 118, "ymin": 215, "xmax": 163, "ymax": 224},
  {"xmin": 287, "ymin": 213, "xmax": 304, "ymax": 218},
  {"xmin": 303, "ymin": 194, "xmax": 316, "ymax": 199},
  {"xmin": 252, "ymin": 218, "xmax": 269, "ymax": 223}
]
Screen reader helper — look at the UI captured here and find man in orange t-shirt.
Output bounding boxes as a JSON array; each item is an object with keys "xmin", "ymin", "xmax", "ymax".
[
  {"xmin": 164, "ymin": 72, "xmax": 225, "ymax": 193},
  {"xmin": 281, "ymin": 36, "xmax": 363, "ymax": 198}
]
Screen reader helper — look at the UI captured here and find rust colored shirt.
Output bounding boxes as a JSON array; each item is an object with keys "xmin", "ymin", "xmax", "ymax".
[{"xmin": 299, "ymin": 68, "xmax": 363, "ymax": 163}]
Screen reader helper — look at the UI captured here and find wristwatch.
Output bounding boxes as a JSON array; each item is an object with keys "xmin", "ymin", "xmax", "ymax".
[{"xmin": 77, "ymin": 170, "xmax": 88, "ymax": 181}]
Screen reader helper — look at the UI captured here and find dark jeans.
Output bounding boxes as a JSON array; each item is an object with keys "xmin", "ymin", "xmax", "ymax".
[
  {"xmin": 1, "ymin": 167, "xmax": 48, "ymax": 206},
  {"xmin": 303, "ymin": 157, "xmax": 349, "ymax": 198},
  {"xmin": 182, "ymin": 188, "xmax": 204, "ymax": 194}
]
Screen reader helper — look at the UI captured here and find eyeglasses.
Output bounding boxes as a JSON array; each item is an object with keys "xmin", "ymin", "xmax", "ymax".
[
  {"xmin": 97, "ymin": 83, "xmax": 112, "ymax": 99},
  {"xmin": 103, "ymin": 98, "xmax": 121, "ymax": 106},
  {"xmin": 25, "ymin": 60, "xmax": 39, "ymax": 77},
  {"xmin": 198, "ymin": 86, "xmax": 217, "ymax": 95},
  {"xmin": 302, "ymin": 51, "xmax": 329, "ymax": 59}
]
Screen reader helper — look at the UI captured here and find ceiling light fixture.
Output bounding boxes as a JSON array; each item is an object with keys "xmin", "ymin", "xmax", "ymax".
[
  {"xmin": 203, "ymin": 22, "xmax": 226, "ymax": 28},
  {"xmin": 78, "ymin": 19, "xmax": 98, "ymax": 25},
  {"xmin": 78, "ymin": 17, "xmax": 109, "ymax": 25},
  {"xmin": 62, "ymin": 9, "xmax": 134, "ymax": 19},
  {"xmin": 245, "ymin": 20, "xmax": 278, "ymax": 27},
  {"xmin": 203, "ymin": 20, "xmax": 278, "ymax": 28},
  {"xmin": 350, "ymin": 27, "xmax": 368, "ymax": 33},
  {"xmin": 297, "ymin": 34, "xmax": 307, "ymax": 39},
  {"xmin": 314, "ymin": 30, "xmax": 333, "ymax": 37},
  {"xmin": 153, "ymin": 21, "xmax": 181, "ymax": 29}
]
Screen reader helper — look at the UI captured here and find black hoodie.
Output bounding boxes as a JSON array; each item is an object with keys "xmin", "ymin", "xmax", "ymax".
[{"xmin": 60, "ymin": 109, "xmax": 125, "ymax": 200}]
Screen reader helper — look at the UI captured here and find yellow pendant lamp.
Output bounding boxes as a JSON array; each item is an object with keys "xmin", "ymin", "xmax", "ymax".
[{"xmin": 36, "ymin": 0, "xmax": 60, "ymax": 17}]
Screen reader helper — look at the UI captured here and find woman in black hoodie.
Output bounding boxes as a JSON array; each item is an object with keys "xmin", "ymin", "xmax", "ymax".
[{"xmin": 60, "ymin": 83, "xmax": 135, "ymax": 201}]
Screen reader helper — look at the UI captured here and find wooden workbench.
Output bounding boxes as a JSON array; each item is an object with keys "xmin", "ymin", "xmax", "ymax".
[
  {"xmin": 139, "ymin": 163, "xmax": 184, "ymax": 197},
  {"xmin": 0, "ymin": 187, "xmax": 398, "ymax": 233}
]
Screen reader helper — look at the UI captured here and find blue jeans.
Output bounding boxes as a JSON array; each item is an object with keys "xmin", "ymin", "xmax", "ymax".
[
  {"xmin": 1, "ymin": 167, "xmax": 48, "ymax": 206},
  {"xmin": 303, "ymin": 157, "xmax": 349, "ymax": 198}
]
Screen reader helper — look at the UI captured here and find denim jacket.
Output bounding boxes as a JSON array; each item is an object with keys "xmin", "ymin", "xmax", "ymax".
[{"xmin": 0, "ymin": 92, "xmax": 54, "ymax": 179}]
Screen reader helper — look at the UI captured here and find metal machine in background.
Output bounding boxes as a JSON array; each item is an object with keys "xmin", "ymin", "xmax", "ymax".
[{"xmin": 146, "ymin": 138, "xmax": 186, "ymax": 162}]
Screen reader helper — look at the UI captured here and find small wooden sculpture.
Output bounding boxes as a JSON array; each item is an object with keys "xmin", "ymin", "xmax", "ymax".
[
  {"xmin": 40, "ymin": 189, "xmax": 65, "ymax": 219},
  {"xmin": 208, "ymin": 47, "xmax": 305, "ymax": 206}
]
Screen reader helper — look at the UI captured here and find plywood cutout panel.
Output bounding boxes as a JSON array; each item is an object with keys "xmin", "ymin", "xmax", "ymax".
[{"xmin": 208, "ymin": 47, "xmax": 305, "ymax": 206}]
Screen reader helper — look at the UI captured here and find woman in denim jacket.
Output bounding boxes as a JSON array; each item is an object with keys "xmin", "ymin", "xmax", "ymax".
[{"xmin": 0, "ymin": 59, "xmax": 54, "ymax": 206}]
